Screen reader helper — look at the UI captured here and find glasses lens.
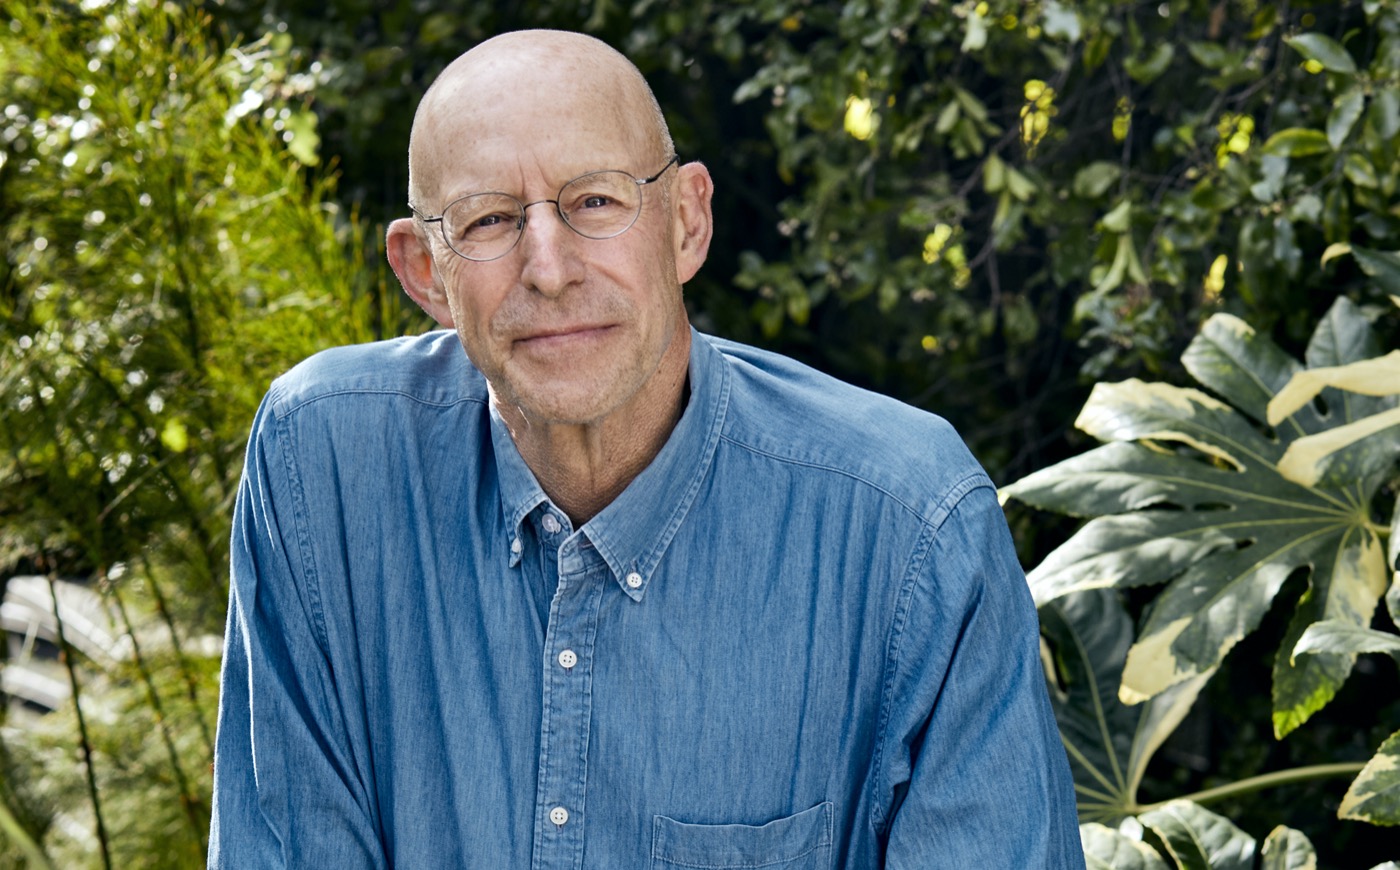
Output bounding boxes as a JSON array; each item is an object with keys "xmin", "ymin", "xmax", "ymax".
[
  {"xmin": 442, "ymin": 194, "xmax": 524, "ymax": 260},
  {"xmin": 558, "ymin": 171, "xmax": 642, "ymax": 239}
]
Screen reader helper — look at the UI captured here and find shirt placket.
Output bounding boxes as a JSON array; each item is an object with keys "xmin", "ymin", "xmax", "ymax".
[{"xmin": 531, "ymin": 509, "xmax": 606, "ymax": 870}]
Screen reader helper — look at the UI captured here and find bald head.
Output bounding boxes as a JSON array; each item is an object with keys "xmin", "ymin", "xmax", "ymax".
[{"xmin": 407, "ymin": 30, "xmax": 675, "ymax": 210}]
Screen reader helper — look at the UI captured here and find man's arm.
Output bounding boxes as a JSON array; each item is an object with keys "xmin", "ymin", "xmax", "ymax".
[
  {"xmin": 208, "ymin": 397, "xmax": 386, "ymax": 868},
  {"xmin": 877, "ymin": 482, "xmax": 1084, "ymax": 868}
]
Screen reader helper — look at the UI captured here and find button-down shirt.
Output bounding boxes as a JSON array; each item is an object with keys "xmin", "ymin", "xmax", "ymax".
[{"xmin": 209, "ymin": 328, "xmax": 1083, "ymax": 868}]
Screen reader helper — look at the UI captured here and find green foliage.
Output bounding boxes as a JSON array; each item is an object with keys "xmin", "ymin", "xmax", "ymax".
[
  {"xmin": 0, "ymin": 0, "xmax": 392, "ymax": 863},
  {"xmin": 1007, "ymin": 296, "xmax": 1400, "ymax": 864},
  {"xmin": 1040, "ymin": 589, "xmax": 1213, "ymax": 822}
]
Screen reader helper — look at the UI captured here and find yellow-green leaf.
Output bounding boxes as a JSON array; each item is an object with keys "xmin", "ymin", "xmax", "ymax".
[
  {"xmin": 1267, "ymin": 351, "xmax": 1400, "ymax": 425},
  {"xmin": 1006, "ymin": 301, "xmax": 1394, "ymax": 724},
  {"xmin": 1276, "ymin": 406, "xmax": 1400, "ymax": 487},
  {"xmin": 1262, "ymin": 128, "xmax": 1330, "ymax": 157},
  {"xmin": 1340, "ymin": 729, "xmax": 1400, "ymax": 825}
]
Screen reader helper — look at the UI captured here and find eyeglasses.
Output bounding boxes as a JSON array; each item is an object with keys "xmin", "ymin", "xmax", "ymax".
[{"xmin": 411, "ymin": 156, "xmax": 679, "ymax": 262}]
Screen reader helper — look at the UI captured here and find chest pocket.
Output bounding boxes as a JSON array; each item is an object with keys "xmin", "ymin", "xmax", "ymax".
[{"xmin": 651, "ymin": 801, "xmax": 833, "ymax": 869}]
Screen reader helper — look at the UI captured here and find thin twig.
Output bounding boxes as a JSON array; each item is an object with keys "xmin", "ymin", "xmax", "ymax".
[{"xmin": 46, "ymin": 573, "xmax": 113, "ymax": 870}]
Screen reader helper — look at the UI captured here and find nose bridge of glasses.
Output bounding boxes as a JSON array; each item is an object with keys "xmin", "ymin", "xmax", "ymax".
[{"xmin": 519, "ymin": 197, "xmax": 564, "ymax": 228}]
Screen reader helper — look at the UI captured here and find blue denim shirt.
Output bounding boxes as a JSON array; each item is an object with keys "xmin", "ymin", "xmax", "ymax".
[{"xmin": 209, "ymin": 329, "xmax": 1083, "ymax": 868}]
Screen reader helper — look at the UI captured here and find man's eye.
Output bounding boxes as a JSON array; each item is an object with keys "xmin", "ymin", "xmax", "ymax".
[
  {"xmin": 580, "ymin": 194, "xmax": 613, "ymax": 209},
  {"xmin": 473, "ymin": 213, "xmax": 505, "ymax": 228}
]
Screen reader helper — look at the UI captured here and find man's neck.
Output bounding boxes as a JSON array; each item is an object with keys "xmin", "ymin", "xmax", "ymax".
[{"xmin": 494, "ymin": 328, "xmax": 691, "ymax": 526}]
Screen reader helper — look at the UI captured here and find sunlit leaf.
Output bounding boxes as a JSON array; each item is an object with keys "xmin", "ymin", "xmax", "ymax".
[
  {"xmin": 1294, "ymin": 619, "xmax": 1400, "ymax": 665},
  {"xmin": 1080, "ymin": 822, "xmax": 1169, "ymax": 870},
  {"xmin": 1006, "ymin": 305, "xmax": 1393, "ymax": 727},
  {"xmin": 1262, "ymin": 128, "xmax": 1331, "ymax": 157},
  {"xmin": 1139, "ymin": 801, "xmax": 1255, "ymax": 870},
  {"xmin": 1259, "ymin": 825, "xmax": 1317, "ymax": 870},
  {"xmin": 1267, "ymin": 352, "xmax": 1400, "ymax": 424},
  {"xmin": 1340, "ymin": 729, "xmax": 1400, "ymax": 825},
  {"xmin": 1275, "ymin": 406, "xmax": 1400, "ymax": 488}
]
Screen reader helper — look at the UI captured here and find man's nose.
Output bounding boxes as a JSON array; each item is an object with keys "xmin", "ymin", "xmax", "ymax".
[{"xmin": 517, "ymin": 200, "xmax": 584, "ymax": 297}]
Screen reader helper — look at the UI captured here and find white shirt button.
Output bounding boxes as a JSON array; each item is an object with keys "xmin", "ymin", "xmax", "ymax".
[
  {"xmin": 558, "ymin": 649, "xmax": 577, "ymax": 669},
  {"xmin": 510, "ymin": 538, "xmax": 522, "ymax": 554},
  {"xmin": 549, "ymin": 806, "xmax": 569, "ymax": 826},
  {"xmin": 542, "ymin": 513, "xmax": 561, "ymax": 534},
  {"xmin": 625, "ymin": 572, "xmax": 643, "ymax": 589}
]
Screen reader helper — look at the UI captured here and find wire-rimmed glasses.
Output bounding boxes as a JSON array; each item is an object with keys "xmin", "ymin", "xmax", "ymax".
[{"xmin": 412, "ymin": 156, "xmax": 678, "ymax": 262}]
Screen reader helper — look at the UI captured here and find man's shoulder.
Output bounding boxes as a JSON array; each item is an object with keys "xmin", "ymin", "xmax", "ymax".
[
  {"xmin": 705, "ymin": 335, "xmax": 990, "ymax": 517},
  {"xmin": 265, "ymin": 330, "xmax": 486, "ymax": 418}
]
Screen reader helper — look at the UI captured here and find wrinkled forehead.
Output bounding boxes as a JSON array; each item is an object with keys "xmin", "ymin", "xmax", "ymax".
[{"xmin": 410, "ymin": 39, "xmax": 662, "ymax": 204}]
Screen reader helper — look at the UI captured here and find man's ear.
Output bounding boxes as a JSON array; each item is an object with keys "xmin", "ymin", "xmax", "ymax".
[
  {"xmin": 387, "ymin": 218, "xmax": 455, "ymax": 327},
  {"xmin": 670, "ymin": 162, "xmax": 714, "ymax": 285}
]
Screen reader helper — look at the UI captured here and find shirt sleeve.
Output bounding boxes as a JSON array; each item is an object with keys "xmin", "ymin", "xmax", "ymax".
[
  {"xmin": 207, "ymin": 395, "xmax": 387, "ymax": 868},
  {"xmin": 877, "ymin": 482, "xmax": 1084, "ymax": 869}
]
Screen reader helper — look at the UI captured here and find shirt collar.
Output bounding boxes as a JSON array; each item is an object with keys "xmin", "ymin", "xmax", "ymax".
[{"xmin": 489, "ymin": 327, "xmax": 730, "ymax": 599}]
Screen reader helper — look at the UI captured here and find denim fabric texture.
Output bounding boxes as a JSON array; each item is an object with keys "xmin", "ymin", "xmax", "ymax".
[{"xmin": 208, "ymin": 328, "xmax": 1084, "ymax": 869}]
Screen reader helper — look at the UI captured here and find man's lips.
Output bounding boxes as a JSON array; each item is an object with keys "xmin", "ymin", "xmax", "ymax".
[{"xmin": 513, "ymin": 324, "xmax": 616, "ymax": 349}]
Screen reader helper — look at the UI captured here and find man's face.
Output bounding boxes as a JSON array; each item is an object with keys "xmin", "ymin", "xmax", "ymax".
[{"xmin": 412, "ymin": 93, "xmax": 687, "ymax": 427}]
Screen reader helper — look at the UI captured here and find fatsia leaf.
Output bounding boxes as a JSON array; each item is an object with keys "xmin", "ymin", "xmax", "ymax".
[
  {"xmin": 1389, "ymin": 499, "xmax": 1400, "ymax": 625},
  {"xmin": 1139, "ymin": 801, "xmax": 1255, "ymax": 870},
  {"xmin": 1182, "ymin": 314, "xmax": 1315, "ymax": 435},
  {"xmin": 1272, "ymin": 528, "xmax": 1389, "ymax": 736},
  {"xmin": 1006, "ymin": 312, "xmax": 1393, "ymax": 722},
  {"xmin": 1026, "ymin": 513, "xmax": 1235, "ymax": 605},
  {"xmin": 1080, "ymin": 823, "xmax": 1169, "ymax": 870},
  {"xmin": 1002, "ymin": 441, "xmax": 1253, "ymax": 516},
  {"xmin": 1340, "ymin": 728, "xmax": 1400, "ymax": 825},
  {"xmin": 1075, "ymin": 380, "xmax": 1281, "ymax": 471},
  {"xmin": 1306, "ymin": 297, "xmax": 1390, "ymax": 425},
  {"xmin": 1267, "ymin": 351, "xmax": 1400, "ymax": 424},
  {"xmin": 1040, "ymin": 591, "xmax": 1213, "ymax": 822},
  {"xmin": 1276, "ymin": 406, "xmax": 1400, "ymax": 488},
  {"xmin": 1259, "ymin": 825, "xmax": 1317, "ymax": 870},
  {"xmin": 1294, "ymin": 618, "xmax": 1400, "ymax": 665}
]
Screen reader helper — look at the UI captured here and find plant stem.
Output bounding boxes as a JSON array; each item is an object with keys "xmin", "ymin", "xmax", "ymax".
[
  {"xmin": 107, "ymin": 576, "xmax": 208, "ymax": 851},
  {"xmin": 0, "ymin": 795, "xmax": 54, "ymax": 870},
  {"xmin": 1135, "ymin": 762, "xmax": 1366, "ymax": 813},
  {"xmin": 47, "ymin": 575, "xmax": 113, "ymax": 870}
]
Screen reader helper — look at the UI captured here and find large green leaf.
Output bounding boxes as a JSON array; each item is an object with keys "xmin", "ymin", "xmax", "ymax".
[
  {"xmin": 1040, "ymin": 590, "xmax": 1213, "ymax": 823},
  {"xmin": 1259, "ymin": 825, "xmax": 1316, "ymax": 870},
  {"xmin": 1340, "ymin": 728, "xmax": 1400, "ymax": 825},
  {"xmin": 1138, "ymin": 801, "xmax": 1255, "ymax": 870},
  {"xmin": 1004, "ymin": 303, "xmax": 1393, "ymax": 732},
  {"xmin": 1293, "ymin": 618, "xmax": 1400, "ymax": 665},
  {"xmin": 1080, "ymin": 823, "xmax": 1170, "ymax": 870}
]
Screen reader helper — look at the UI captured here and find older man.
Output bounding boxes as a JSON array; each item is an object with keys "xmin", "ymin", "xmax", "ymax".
[{"xmin": 209, "ymin": 29, "xmax": 1083, "ymax": 869}]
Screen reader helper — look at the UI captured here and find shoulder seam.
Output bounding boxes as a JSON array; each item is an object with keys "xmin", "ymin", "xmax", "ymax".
[{"xmin": 716, "ymin": 431, "xmax": 991, "ymax": 525}]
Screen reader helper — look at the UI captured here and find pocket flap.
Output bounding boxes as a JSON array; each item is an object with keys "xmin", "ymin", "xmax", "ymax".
[{"xmin": 651, "ymin": 801, "xmax": 833, "ymax": 868}]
